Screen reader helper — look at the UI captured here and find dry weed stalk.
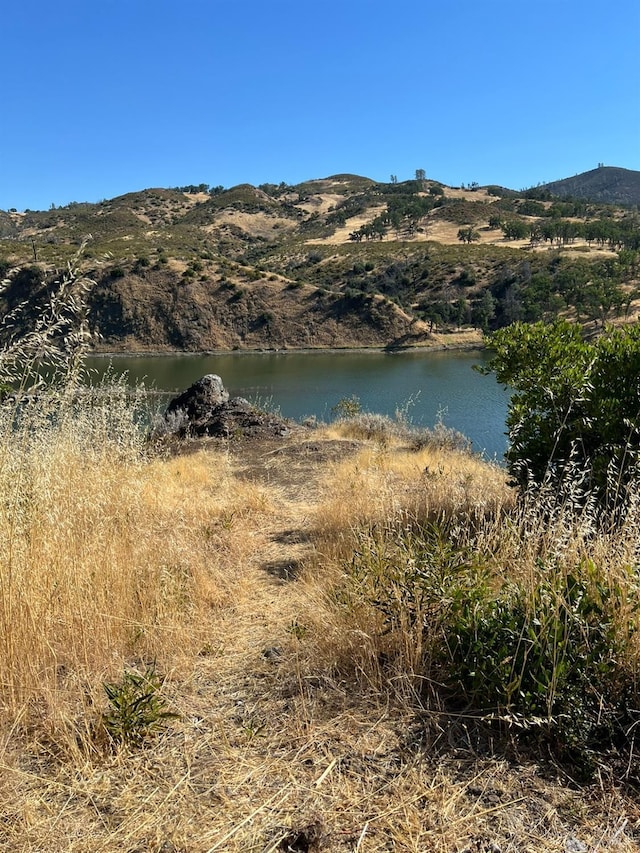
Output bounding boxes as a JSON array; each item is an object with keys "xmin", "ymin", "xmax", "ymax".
[{"xmin": 0, "ymin": 243, "xmax": 95, "ymax": 394}]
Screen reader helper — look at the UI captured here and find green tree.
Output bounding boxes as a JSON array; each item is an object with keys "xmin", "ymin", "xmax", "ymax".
[
  {"xmin": 457, "ymin": 226, "xmax": 480, "ymax": 244},
  {"xmin": 473, "ymin": 290, "xmax": 496, "ymax": 332},
  {"xmin": 453, "ymin": 297, "xmax": 470, "ymax": 327},
  {"xmin": 415, "ymin": 168, "xmax": 426, "ymax": 182},
  {"xmin": 501, "ymin": 219, "xmax": 529, "ymax": 240},
  {"xmin": 484, "ymin": 320, "xmax": 640, "ymax": 507}
]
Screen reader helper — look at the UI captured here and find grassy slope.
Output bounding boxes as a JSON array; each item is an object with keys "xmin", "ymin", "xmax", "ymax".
[
  {"xmin": 2, "ymin": 173, "xmax": 638, "ymax": 353},
  {"xmin": 1, "ymin": 399, "xmax": 638, "ymax": 852},
  {"xmin": 541, "ymin": 166, "xmax": 640, "ymax": 207}
]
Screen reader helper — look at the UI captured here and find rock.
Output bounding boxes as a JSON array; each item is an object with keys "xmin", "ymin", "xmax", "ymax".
[
  {"xmin": 162, "ymin": 375, "xmax": 290, "ymax": 440},
  {"xmin": 164, "ymin": 374, "xmax": 229, "ymax": 421},
  {"xmin": 565, "ymin": 838, "xmax": 587, "ymax": 853}
]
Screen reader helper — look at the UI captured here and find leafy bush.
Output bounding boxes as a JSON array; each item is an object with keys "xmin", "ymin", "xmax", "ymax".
[
  {"xmin": 331, "ymin": 395, "xmax": 362, "ymax": 419},
  {"xmin": 484, "ymin": 320, "xmax": 640, "ymax": 510},
  {"xmin": 343, "ymin": 518, "xmax": 639, "ymax": 770},
  {"xmin": 444, "ymin": 561, "xmax": 635, "ymax": 756},
  {"xmin": 102, "ymin": 665, "xmax": 178, "ymax": 748}
]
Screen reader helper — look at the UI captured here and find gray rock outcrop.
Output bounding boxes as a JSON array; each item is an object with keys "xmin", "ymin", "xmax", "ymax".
[
  {"xmin": 162, "ymin": 374, "xmax": 290, "ymax": 439},
  {"xmin": 165, "ymin": 374, "xmax": 229, "ymax": 421}
]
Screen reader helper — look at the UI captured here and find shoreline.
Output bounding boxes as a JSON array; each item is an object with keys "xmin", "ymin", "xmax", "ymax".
[{"xmin": 87, "ymin": 339, "xmax": 487, "ymax": 359}]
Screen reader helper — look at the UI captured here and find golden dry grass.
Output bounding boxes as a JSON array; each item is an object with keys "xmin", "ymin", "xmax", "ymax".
[{"xmin": 0, "ymin": 407, "xmax": 638, "ymax": 851}]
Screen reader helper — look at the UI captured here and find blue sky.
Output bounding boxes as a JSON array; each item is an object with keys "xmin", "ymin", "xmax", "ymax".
[{"xmin": 2, "ymin": 0, "xmax": 639, "ymax": 211}]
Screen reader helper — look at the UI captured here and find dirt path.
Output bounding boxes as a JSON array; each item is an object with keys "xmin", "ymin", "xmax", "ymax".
[{"xmin": 229, "ymin": 434, "xmax": 360, "ymax": 580}]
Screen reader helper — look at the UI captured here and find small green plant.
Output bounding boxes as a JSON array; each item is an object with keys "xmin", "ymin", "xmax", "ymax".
[
  {"xmin": 102, "ymin": 664, "xmax": 178, "ymax": 748},
  {"xmin": 241, "ymin": 714, "xmax": 266, "ymax": 740},
  {"xmin": 286, "ymin": 619, "xmax": 308, "ymax": 639},
  {"xmin": 331, "ymin": 395, "xmax": 362, "ymax": 419}
]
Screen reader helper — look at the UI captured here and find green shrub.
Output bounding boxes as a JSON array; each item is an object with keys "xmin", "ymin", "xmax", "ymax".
[
  {"xmin": 484, "ymin": 320, "xmax": 640, "ymax": 509},
  {"xmin": 444, "ymin": 562, "xmax": 634, "ymax": 752},
  {"xmin": 331, "ymin": 395, "xmax": 362, "ymax": 419},
  {"xmin": 102, "ymin": 664, "xmax": 178, "ymax": 748},
  {"xmin": 344, "ymin": 520, "xmax": 639, "ymax": 771}
]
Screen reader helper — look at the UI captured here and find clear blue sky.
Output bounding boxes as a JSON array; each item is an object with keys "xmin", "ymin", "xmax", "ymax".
[{"xmin": 2, "ymin": 0, "xmax": 639, "ymax": 211}]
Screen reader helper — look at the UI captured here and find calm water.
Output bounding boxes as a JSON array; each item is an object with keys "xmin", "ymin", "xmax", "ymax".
[{"xmin": 85, "ymin": 350, "xmax": 511, "ymax": 461}]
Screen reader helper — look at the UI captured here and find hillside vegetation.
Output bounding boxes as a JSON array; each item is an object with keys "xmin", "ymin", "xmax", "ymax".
[
  {"xmin": 537, "ymin": 166, "xmax": 640, "ymax": 207},
  {"xmin": 1, "ymin": 169, "xmax": 639, "ymax": 352}
]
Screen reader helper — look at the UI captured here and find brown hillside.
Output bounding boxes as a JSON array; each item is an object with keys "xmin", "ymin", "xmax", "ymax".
[{"xmin": 89, "ymin": 266, "xmax": 434, "ymax": 352}]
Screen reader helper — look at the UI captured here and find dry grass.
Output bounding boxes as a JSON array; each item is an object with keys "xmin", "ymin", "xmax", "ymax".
[
  {"xmin": 0, "ymin": 392, "xmax": 277, "ymax": 747},
  {"xmin": 310, "ymin": 429, "xmax": 510, "ymax": 565},
  {"xmin": 302, "ymin": 417, "xmax": 640, "ymax": 646},
  {"xmin": 0, "ymin": 406, "xmax": 638, "ymax": 851}
]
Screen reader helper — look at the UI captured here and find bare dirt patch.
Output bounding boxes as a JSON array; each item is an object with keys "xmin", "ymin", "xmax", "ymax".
[
  {"xmin": 209, "ymin": 210, "xmax": 298, "ymax": 239},
  {"xmin": 307, "ymin": 205, "xmax": 387, "ymax": 245},
  {"xmin": 295, "ymin": 193, "xmax": 345, "ymax": 215},
  {"xmin": 440, "ymin": 187, "xmax": 497, "ymax": 202}
]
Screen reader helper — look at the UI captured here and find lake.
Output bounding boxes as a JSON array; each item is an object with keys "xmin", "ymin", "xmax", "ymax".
[{"xmin": 85, "ymin": 349, "xmax": 511, "ymax": 461}]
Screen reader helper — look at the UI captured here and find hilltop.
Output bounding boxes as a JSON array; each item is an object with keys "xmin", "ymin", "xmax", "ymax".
[
  {"xmin": 0, "ymin": 168, "xmax": 639, "ymax": 352},
  {"xmin": 536, "ymin": 166, "xmax": 640, "ymax": 207}
]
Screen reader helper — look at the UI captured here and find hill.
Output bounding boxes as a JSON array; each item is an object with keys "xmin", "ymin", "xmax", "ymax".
[
  {"xmin": 0, "ymin": 171, "xmax": 639, "ymax": 352},
  {"xmin": 535, "ymin": 166, "xmax": 640, "ymax": 206}
]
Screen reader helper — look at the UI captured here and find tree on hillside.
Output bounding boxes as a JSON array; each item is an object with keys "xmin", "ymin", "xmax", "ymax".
[
  {"xmin": 454, "ymin": 297, "xmax": 470, "ymax": 327},
  {"xmin": 484, "ymin": 320, "xmax": 640, "ymax": 510},
  {"xmin": 501, "ymin": 220, "xmax": 529, "ymax": 240},
  {"xmin": 415, "ymin": 168, "xmax": 426, "ymax": 182},
  {"xmin": 472, "ymin": 290, "xmax": 495, "ymax": 333},
  {"xmin": 457, "ymin": 227, "xmax": 480, "ymax": 244}
]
